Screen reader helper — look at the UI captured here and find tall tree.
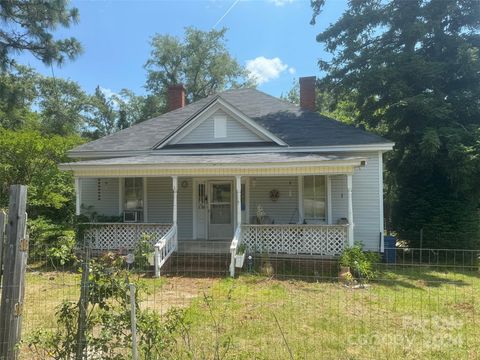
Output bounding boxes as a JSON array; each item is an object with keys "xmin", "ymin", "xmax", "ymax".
[
  {"xmin": 0, "ymin": 0, "xmax": 82, "ymax": 70},
  {"xmin": 0, "ymin": 64, "xmax": 39, "ymax": 129},
  {"xmin": 113, "ymin": 89, "xmax": 164, "ymax": 126},
  {"xmin": 281, "ymin": 80, "xmax": 357, "ymax": 124},
  {"xmin": 85, "ymin": 86, "xmax": 117, "ymax": 138},
  {"xmin": 312, "ymin": 0, "xmax": 480, "ymax": 248},
  {"xmin": 145, "ymin": 27, "xmax": 252, "ymax": 103},
  {"xmin": 0, "ymin": 128, "xmax": 82, "ymax": 220},
  {"xmin": 36, "ymin": 75, "xmax": 89, "ymax": 136}
]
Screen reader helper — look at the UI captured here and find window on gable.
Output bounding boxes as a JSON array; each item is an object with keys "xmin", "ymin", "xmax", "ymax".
[
  {"xmin": 303, "ymin": 175, "xmax": 326, "ymax": 223},
  {"xmin": 214, "ymin": 115, "xmax": 227, "ymax": 138}
]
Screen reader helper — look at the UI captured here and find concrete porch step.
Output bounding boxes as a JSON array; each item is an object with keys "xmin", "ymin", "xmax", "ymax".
[{"xmin": 161, "ymin": 252, "xmax": 230, "ymax": 276}]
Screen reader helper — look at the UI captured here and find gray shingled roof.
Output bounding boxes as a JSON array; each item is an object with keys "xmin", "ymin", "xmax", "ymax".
[{"xmin": 71, "ymin": 88, "xmax": 390, "ymax": 153}]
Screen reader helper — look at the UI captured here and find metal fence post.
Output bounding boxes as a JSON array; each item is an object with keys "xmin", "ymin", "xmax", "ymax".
[
  {"xmin": 75, "ymin": 245, "xmax": 90, "ymax": 360},
  {"xmin": 129, "ymin": 284, "xmax": 139, "ymax": 360},
  {"xmin": 0, "ymin": 211, "xmax": 6, "ymax": 286},
  {"xmin": 0, "ymin": 185, "xmax": 28, "ymax": 360},
  {"xmin": 420, "ymin": 228, "xmax": 424, "ymax": 263}
]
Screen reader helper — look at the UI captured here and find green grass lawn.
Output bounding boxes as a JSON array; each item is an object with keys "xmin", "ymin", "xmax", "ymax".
[{"xmin": 22, "ymin": 266, "xmax": 480, "ymax": 359}]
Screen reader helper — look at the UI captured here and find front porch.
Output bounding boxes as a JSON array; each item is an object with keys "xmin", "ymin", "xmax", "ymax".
[
  {"xmin": 67, "ymin": 152, "xmax": 367, "ymax": 276},
  {"xmin": 82, "ymin": 221, "xmax": 350, "ymax": 276},
  {"xmin": 83, "ymin": 222, "xmax": 349, "ymax": 256}
]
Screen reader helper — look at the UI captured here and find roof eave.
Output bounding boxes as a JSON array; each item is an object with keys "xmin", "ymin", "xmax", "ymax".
[{"xmin": 66, "ymin": 142, "xmax": 394, "ymax": 159}]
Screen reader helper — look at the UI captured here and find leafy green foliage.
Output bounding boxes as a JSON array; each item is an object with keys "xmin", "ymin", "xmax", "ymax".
[
  {"xmin": 28, "ymin": 217, "xmax": 77, "ymax": 267},
  {"xmin": 145, "ymin": 26, "xmax": 253, "ymax": 103},
  {"xmin": 133, "ymin": 234, "xmax": 154, "ymax": 271},
  {"xmin": 37, "ymin": 75, "xmax": 90, "ymax": 136},
  {"xmin": 312, "ymin": 0, "xmax": 480, "ymax": 248},
  {"xmin": 0, "ymin": 0, "xmax": 81, "ymax": 70},
  {"xmin": 84, "ymin": 86, "xmax": 118, "ymax": 138},
  {"xmin": 340, "ymin": 242, "xmax": 380, "ymax": 281},
  {"xmin": 0, "ymin": 64, "xmax": 40, "ymax": 129},
  {"xmin": 114, "ymin": 89, "xmax": 164, "ymax": 127},
  {"xmin": 25, "ymin": 253, "xmax": 192, "ymax": 359},
  {"xmin": 0, "ymin": 128, "xmax": 83, "ymax": 219}
]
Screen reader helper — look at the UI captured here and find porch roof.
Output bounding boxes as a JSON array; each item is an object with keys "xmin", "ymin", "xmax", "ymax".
[{"xmin": 59, "ymin": 152, "xmax": 367, "ymax": 177}]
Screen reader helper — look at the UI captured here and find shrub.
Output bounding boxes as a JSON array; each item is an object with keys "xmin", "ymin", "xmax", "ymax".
[
  {"xmin": 340, "ymin": 242, "xmax": 381, "ymax": 281},
  {"xmin": 133, "ymin": 233, "xmax": 154, "ymax": 270},
  {"xmin": 25, "ymin": 253, "xmax": 191, "ymax": 359},
  {"xmin": 28, "ymin": 217, "xmax": 77, "ymax": 268}
]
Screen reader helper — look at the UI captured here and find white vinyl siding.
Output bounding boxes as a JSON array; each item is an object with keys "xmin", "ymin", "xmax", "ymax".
[
  {"xmin": 176, "ymin": 110, "xmax": 265, "ymax": 144},
  {"xmin": 248, "ymin": 177, "xmax": 299, "ymax": 224},
  {"xmin": 177, "ymin": 177, "xmax": 193, "ymax": 239},
  {"xmin": 146, "ymin": 177, "xmax": 192, "ymax": 239},
  {"xmin": 80, "ymin": 178, "xmax": 119, "ymax": 217},
  {"xmin": 330, "ymin": 175, "xmax": 348, "ymax": 225},
  {"xmin": 350, "ymin": 152, "xmax": 382, "ymax": 251},
  {"xmin": 146, "ymin": 178, "xmax": 172, "ymax": 223}
]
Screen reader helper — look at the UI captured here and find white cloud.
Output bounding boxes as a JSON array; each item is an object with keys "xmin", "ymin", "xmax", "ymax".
[
  {"xmin": 288, "ymin": 67, "xmax": 296, "ymax": 75},
  {"xmin": 246, "ymin": 56, "xmax": 288, "ymax": 84},
  {"xmin": 269, "ymin": 0, "xmax": 295, "ymax": 6},
  {"xmin": 100, "ymin": 87, "xmax": 118, "ymax": 99},
  {"xmin": 99, "ymin": 87, "xmax": 121, "ymax": 108}
]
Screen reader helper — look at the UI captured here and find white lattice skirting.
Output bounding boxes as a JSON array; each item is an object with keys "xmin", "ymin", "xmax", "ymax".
[
  {"xmin": 83, "ymin": 223, "xmax": 173, "ymax": 250},
  {"xmin": 241, "ymin": 224, "xmax": 348, "ymax": 256}
]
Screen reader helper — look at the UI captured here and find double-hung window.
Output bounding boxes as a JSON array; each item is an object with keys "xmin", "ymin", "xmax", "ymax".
[
  {"xmin": 124, "ymin": 178, "xmax": 144, "ymax": 221},
  {"xmin": 303, "ymin": 175, "xmax": 326, "ymax": 223}
]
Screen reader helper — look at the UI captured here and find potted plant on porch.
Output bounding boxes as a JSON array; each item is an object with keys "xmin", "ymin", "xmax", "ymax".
[{"xmin": 235, "ymin": 244, "xmax": 247, "ymax": 268}]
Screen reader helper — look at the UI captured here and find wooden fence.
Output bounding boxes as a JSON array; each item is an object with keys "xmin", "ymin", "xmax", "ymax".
[{"xmin": 0, "ymin": 185, "xmax": 28, "ymax": 360}]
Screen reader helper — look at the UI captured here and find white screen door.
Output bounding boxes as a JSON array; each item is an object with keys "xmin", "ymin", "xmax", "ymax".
[{"xmin": 208, "ymin": 181, "xmax": 233, "ymax": 240}]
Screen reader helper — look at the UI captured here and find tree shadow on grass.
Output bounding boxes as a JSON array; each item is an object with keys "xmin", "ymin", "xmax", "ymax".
[{"xmin": 374, "ymin": 265, "xmax": 477, "ymax": 289}]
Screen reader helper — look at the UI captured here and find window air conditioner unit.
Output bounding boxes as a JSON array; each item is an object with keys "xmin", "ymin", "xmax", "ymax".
[{"xmin": 123, "ymin": 210, "xmax": 138, "ymax": 223}]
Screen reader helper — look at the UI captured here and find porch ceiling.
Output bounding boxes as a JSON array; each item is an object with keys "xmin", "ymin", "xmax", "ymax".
[{"xmin": 59, "ymin": 152, "xmax": 366, "ymax": 177}]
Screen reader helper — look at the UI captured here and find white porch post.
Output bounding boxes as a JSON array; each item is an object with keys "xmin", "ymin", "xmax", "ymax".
[
  {"xmin": 74, "ymin": 177, "xmax": 81, "ymax": 216},
  {"xmin": 347, "ymin": 174, "xmax": 354, "ymax": 247},
  {"xmin": 235, "ymin": 176, "xmax": 242, "ymax": 228},
  {"xmin": 172, "ymin": 176, "xmax": 178, "ymax": 248}
]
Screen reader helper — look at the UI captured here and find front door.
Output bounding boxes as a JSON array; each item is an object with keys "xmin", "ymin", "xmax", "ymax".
[{"xmin": 208, "ymin": 181, "xmax": 233, "ymax": 240}]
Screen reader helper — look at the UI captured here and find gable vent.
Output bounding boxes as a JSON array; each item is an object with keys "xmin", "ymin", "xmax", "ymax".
[{"xmin": 214, "ymin": 115, "xmax": 227, "ymax": 138}]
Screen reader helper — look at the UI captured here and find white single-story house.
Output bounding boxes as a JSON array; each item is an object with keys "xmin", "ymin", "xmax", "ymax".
[{"xmin": 60, "ymin": 77, "xmax": 394, "ymax": 276}]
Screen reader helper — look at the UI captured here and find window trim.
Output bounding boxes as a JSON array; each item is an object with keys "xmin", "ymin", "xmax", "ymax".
[
  {"xmin": 123, "ymin": 177, "xmax": 144, "ymax": 211},
  {"xmin": 301, "ymin": 175, "xmax": 328, "ymax": 224}
]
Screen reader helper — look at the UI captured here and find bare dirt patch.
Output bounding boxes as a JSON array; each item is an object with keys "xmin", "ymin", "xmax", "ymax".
[{"xmin": 141, "ymin": 276, "xmax": 220, "ymax": 314}]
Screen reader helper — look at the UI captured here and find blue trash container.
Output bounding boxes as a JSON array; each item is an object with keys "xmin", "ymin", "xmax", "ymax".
[{"xmin": 383, "ymin": 236, "xmax": 396, "ymax": 263}]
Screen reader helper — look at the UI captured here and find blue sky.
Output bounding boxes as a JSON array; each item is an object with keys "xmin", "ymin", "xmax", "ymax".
[{"xmin": 16, "ymin": 0, "xmax": 347, "ymax": 98}]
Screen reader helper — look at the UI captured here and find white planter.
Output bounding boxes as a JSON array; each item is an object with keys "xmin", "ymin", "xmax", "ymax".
[{"xmin": 235, "ymin": 253, "xmax": 246, "ymax": 268}]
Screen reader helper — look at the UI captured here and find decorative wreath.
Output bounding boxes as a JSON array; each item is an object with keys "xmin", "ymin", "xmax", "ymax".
[{"xmin": 269, "ymin": 189, "xmax": 280, "ymax": 201}]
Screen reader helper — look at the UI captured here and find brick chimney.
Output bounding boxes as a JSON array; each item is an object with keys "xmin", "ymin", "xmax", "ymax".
[
  {"xmin": 168, "ymin": 84, "xmax": 186, "ymax": 111},
  {"xmin": 299, "ymin": 76, "xmax": 316, "ymax": 111}
]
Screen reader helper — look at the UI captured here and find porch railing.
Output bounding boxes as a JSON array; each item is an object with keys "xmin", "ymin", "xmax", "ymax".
[
  {"xmin": 229, "ymin": 225, "xmax": 243, "ymax": 277},
  {"xmin": 83, "ymin": 223, "xmax": 173, "ymax": 250},
  {"xmin": 154, "ymin": 224, "xmax": 177, "ymax": 277},
  {"xmin": 241, "ymin": 224, "xmax": 349, "ymax": 256}
]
